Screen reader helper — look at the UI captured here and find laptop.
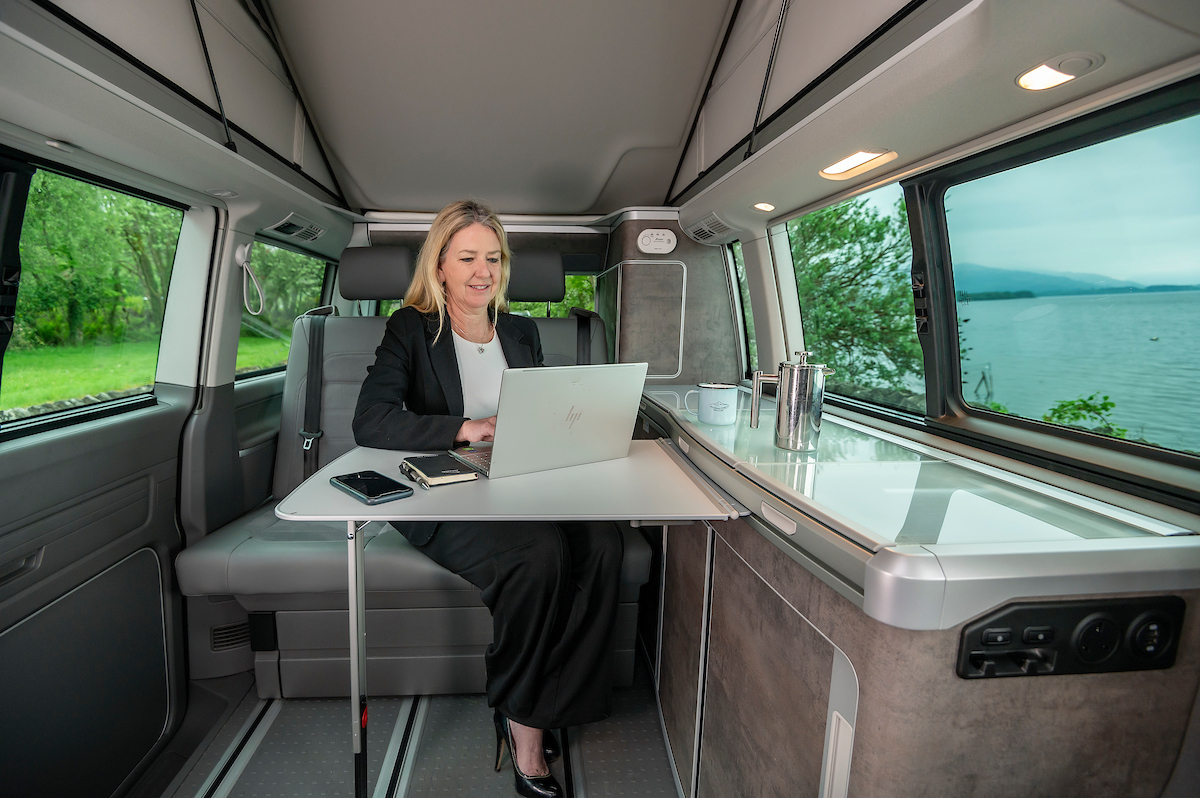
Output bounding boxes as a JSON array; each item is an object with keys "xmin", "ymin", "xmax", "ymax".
[{"xmin": 449, "ymin": 362, "xmax": 649, "ymax": 479}]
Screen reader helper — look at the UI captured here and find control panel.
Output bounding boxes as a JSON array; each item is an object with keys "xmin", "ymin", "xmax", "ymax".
[
  {"xmin": 957, "ymin": 596, "xmax": 1185, "ymax": 679},
  {"xmin": 636, "ymin": 228, "xmax": 678, "ymax": 254}
]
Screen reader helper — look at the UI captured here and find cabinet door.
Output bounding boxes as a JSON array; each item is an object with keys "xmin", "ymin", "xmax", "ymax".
[
  {"xmin": 657, "ymin": 521, "xmax": 712, "ymax": 797},
  {"xmin": 698, "ymin": 528, "xmax": 837, "ymax": 798}
]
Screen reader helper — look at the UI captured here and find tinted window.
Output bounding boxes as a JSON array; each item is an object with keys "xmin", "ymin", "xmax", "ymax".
[
  {"xmin": 946, "ymin": 112, "xmax": 1200, "ymax": 455},
  {"xmin": 1, "ymin": 170, "xmax": 182, "ymax": 423},
  {"xmin": 785, "ymin": 183, "xmax": 924, "ymax": 412},
  {"xmin": 237, "ymin": 242, "xmax": 326, "ymax": 375}
]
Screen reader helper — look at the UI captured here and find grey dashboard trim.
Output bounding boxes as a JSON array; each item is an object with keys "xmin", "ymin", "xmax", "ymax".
[
  {"xmin": 641, "ymin": 390, "xmax": 1200, "ymax": 632},
  {"xmin": 866, "ymin": 538, "xmax": 1200, "ymax": 631}
]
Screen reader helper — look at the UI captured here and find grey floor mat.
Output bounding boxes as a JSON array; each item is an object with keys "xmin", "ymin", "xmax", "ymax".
[
  {"xmin": 170, "ymin": 687, "xmax": 263, "ymax": 798},
  {"xmin": 573, "ymin": 660, "xmax": 679, "ymax": 797},
  {"xmin": 404, "ymin": 656, "xmax": 675, "ymax": 798},
  {"xmin": 405, "ymin": 694, "xmax": 568, "ymax": 796},
  {"xmin": 228, "ymin": 698, "xmax": 404, "ymax": 798},
  {"xmin": 170, "ymin": 658, "xmax": 674, "ymax": 798}
]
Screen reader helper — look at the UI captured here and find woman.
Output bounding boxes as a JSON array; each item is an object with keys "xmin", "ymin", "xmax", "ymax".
[{"xmin": 352, "ymin": 200, "xmax": 623, "ymax": 798}]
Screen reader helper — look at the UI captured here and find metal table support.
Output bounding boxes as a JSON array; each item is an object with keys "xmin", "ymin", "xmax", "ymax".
[
  {"xmin": 348, "ymin": 520, "xmax": 368, "ymax": 797},
  {"xmin": 273, "ymin": 441, "xmax": 738, "ymax": 798}
]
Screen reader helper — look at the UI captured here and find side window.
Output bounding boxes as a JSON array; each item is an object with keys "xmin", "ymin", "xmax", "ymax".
[
  {"xmin": 785, "ymin": 183, "xmax": 924, "ymax": 412},
  {"xmin": 1, "ymin": 170, "xmax": 182, "ymax": 424},
  {"xmin": 945, "ymin": 112, "xmax": 1200, "ymax": 455},
  {"xmin": 729, "ymin": 241, "xmax": 758, "ymax": 374},
  {"xmin": 236, "ymin": 242, "xmax": 326, "ymax": 376},
  {"xmin": 508, "ymin": 274, "xmax": 596, "ymax": 317}
]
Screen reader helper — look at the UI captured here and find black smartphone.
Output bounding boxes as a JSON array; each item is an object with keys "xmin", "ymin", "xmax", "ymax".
[{"xmin": 330, "ymin": 470, "xmax": 414, "ymax": 504}]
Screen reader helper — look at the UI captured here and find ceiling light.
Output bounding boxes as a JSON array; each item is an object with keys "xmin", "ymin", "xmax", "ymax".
[
  {"xmin": 206, "ymin": 189, "xmax": 239, "ymax": 198},
  {"xmin": 1018, "ymin": 64, "xmax": 1073, "ymax": 91},
  {"xmin": 818, "ymin": 149, "xmax": 898, "ymax": 181},
  {"xmin": 1017, "ymin": 53, "xmax": 1104, "ymax": 91},
  {"xmin": 753, "ymin": 202, "xmax": 775, "ymax": 212}
]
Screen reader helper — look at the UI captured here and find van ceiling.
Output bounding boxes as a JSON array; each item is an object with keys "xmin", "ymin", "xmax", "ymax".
[{"xmin": 270, "ymin": 0, "xmax": 733, "ymax": 215}]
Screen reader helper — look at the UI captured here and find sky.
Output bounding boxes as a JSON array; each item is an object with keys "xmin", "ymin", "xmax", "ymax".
[{"xmin": 942, "ymin": 113, "xmax": 1200, "ymax": 286}]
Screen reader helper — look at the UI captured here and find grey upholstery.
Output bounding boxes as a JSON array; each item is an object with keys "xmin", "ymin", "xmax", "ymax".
[
  {"xmin": 176, "ymin": 259, "xmax": 643, "ymax": 698},
  {"xmin": 509, "ymin": 251, "xmax": 565, "ymax": 302},
  {"xmin": 338, "ymin": 246, "xmax": 413, "ymax": 300},
  {"xmin": 537, "ymin": 316, "xmax": 608, "ymax": 366},
  {"xmin": 273, "ymin": 315, "xmax": 389, "ymax": 497}
]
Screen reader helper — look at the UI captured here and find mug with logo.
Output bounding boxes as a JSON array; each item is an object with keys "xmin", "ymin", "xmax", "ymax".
[{"xmin": 684, "ymin": 383, "xmax": 739, "ymax": 426}]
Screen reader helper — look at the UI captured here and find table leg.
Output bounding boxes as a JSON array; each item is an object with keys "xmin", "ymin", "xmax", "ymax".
[{"xmin": 347, "ymin": 520, "xmax": 368, "ymax": 797}]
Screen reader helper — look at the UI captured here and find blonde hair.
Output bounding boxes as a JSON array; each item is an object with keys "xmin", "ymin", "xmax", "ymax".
[{"xmin": 404, "ymin": 199, "xmax": 511, "ymax": 339}]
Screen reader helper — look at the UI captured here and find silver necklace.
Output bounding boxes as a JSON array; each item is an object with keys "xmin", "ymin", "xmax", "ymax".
[{"xmin": 450, "ymin": 317, "xmax": 493, "ymax": 354}]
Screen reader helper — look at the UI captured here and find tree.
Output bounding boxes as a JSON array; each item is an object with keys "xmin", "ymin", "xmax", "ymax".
[
  {"xmin": 17, "ymin": 172, "xmax": 127, "ymax": 346},
  {"xmin": 119, "ymin": 195, "xmax": 182, "ymax": 327},
  {"xmin": 245, "ymin": 243, "xmax": 327, "ymax": 336},
  {"xmin": 788, "ymin": 197, "xmax": 922, "ymax": 392},
  {"xmin": 509, "ymin": 275, "xmax": 595, "ymax": 318},
  {"xmin": 1043, "ymin": 393, "xmax": 1127, "ymax": 438},
  {"xmin": 15, "ymin": 170, "xmax": 183, "ymax": 348}
]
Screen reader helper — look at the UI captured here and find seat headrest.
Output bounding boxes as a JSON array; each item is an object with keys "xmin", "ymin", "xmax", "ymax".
[
  {"xmin": 338, "ymin": 246, "xmax": 414, "ymax": 300},
  {"xmin": 508, "ymin": 251, "xmax": 565, "ymax": 303}
]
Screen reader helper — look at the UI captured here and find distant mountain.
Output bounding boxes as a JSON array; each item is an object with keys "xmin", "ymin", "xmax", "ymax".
[{"xmin": 953, "ymin": 263, "xmax": 1144, "ymax": 296}]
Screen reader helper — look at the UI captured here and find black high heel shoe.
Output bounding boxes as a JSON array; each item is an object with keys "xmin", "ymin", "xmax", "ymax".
[
  {"xmin": 542, "ymin": 727, "xmax": 561, "ymax": 764},
  {"xmin": 493, "ymin": 710, "xmax": 563, "ymax": 798}
]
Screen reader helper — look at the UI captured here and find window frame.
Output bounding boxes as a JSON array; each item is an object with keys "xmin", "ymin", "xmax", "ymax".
[
  {"xmin": 0, "ymin": 152, "xmax": 189, "ymax": 442},
  {"xmin": 903, "ymin": 75, "xmax": 1200, "ymax": 512},
  {"xmin": 723, "ymin": 243, "xmax": 752, "ymax": 380}
]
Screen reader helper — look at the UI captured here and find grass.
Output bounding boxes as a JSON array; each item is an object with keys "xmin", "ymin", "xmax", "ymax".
[
  {"xmin": 236, "ymin": 336, "xmax": 290, "ymax": 374},
  {"xmin": 0, "ymin": 339, "xmax": 159, "ymax": 410},
  {"xmin": 0, "ymin": 335, "xmax": 292, "ymax": 411}
]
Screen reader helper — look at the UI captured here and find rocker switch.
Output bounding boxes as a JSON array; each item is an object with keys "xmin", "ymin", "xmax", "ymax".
[
  {"xmin": 982, "ymin": 628, "xmax": 1012, "ymax": 645},
  {"xmin": 1022, "ymin": 626, "xmax": 1054, "ymax": 644}
]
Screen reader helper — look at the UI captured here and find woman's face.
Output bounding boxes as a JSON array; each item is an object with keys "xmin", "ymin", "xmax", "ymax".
[{"xmin": 438, "ymin": 223, "xmax": 503, "ymax": 315}]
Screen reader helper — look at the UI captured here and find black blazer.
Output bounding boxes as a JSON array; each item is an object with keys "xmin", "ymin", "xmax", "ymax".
[{"xmin": 352, "ymin": 306, "xmax": 544, "ymax": 544}]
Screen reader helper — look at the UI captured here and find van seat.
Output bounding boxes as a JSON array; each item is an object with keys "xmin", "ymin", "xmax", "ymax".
[
  {"xmin": 176, "ymin": 245, "xmax": 647, "ymax": 698},
  {"xmin": 509, "ymin": 251, "xmax": 607, "ymax": 365}
]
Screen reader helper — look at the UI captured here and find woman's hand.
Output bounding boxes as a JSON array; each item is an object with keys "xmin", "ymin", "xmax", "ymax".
[{"xmin": 457, "ymin": 416, "xmax": 497, "ymax": 443}]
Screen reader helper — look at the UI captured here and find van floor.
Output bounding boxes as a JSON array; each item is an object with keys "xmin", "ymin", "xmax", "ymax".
[{"xmin": 163, "ymin": 657, "xmax": 678, "ymax": 798}]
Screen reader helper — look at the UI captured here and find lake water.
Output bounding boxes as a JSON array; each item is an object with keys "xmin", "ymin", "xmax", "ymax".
[{"xmin": 958, "ymin": 290, "xmax": 1200, "ymax": 454}]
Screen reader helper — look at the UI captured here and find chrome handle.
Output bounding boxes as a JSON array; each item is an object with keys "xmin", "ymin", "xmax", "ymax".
[{"xmin": 750, "ymin": 371, "xmax": 779, "ymax": 428}]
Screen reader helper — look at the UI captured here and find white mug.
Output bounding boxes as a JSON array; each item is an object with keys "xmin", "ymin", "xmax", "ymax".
[{"xmin": 684, "ymin": 383, "xmax": 739, "ymax": 426}]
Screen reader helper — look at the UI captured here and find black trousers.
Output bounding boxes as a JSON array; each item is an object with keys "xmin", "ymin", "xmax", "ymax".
[{"xmin": 415, "ymin": 519, "xmax": 624, "ymax": 729}]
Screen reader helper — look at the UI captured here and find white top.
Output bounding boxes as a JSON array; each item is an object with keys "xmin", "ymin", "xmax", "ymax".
[
  {"xmin": 452, "ymin": 328, "xmax": 509, "ymax": 420},
  {"xmin": 274, "ymin": 440, "xmax": 737, "ymax": 522}
]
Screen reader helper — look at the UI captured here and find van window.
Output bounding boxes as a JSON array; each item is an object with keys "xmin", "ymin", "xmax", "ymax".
[
  {"xmin": 785, "ymin": 183, "xmax": 924, "ymax": 412},
  {"xmin": 945, "ymin": 112, "xmax": 1200, "ymax": 455},
  {"xmin": 0, "ymin": 170, "xmax": 182, "ymax": 423},
  {"xmin": 236, "ymin": 243, "xmax": 327, "ymax": 376},
  {"xmin": 509, "ymin": 274, "xmax": 596, "ymax": 317},
  {"xmin": 729, "ymin": 242, "xmax": 758, "ymax": 374}
]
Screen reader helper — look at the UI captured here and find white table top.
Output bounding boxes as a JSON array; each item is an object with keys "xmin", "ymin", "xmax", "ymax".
[{"xmin": 275, "ymin": 439, "xmax": 737, "ymax": 523}]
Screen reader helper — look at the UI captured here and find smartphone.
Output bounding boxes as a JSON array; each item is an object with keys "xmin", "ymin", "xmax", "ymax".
[{"xmin": 330, "ymin": 470, "xmax": 414, "ymax": 504}]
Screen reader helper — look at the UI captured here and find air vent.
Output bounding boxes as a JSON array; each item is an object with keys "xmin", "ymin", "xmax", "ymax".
[
  {"xmin": 265, "ymin": 212, "xmax": 325, "ymax": 242},
  {"xmin": 210, "ymin": 621, "xmax": 250, "ymax": 651},
  {"xmin": 684, "ymin": 212, "xmax": 740, "ymax": 246}
]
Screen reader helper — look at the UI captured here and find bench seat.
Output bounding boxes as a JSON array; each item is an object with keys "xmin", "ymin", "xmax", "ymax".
[{"xmin": 175, "ymin": 246, "xmax": 647, "ymax": 698}]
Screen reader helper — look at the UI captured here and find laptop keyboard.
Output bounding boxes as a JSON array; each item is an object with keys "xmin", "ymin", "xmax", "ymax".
[{"xmin": 455, "ymin": 448, "xmax": 492, "ymax": 471}]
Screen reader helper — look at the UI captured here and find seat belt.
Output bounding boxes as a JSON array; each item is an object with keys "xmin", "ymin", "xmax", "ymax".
[
  {"xmin": 301, "ymin": 308, "xmax": 333, "ymax": 479},
  {"xmin": 569, "ymin": 307, "xmax": 600, "ymax": 366},
  {"xmin": 576, "ymin": 315, "xmax": 589, "ymax": 366}
]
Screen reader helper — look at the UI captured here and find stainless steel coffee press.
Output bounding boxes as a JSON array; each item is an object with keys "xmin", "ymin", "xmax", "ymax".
[{"xmin": 750, "ymin": 352, "xmax": 835, "ymax": 452}]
